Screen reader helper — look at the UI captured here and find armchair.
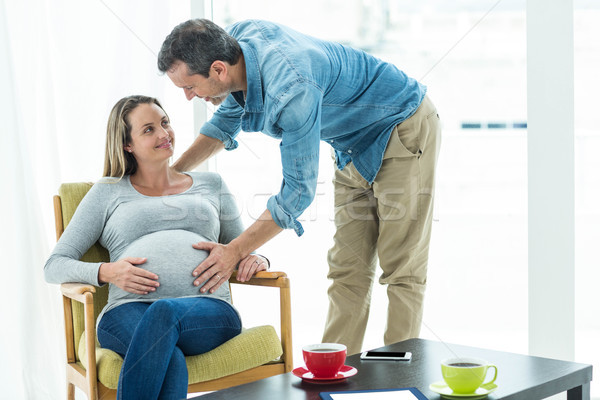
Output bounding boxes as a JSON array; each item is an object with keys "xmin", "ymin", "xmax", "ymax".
[{"xmin": 53, "ymin": 182, "xmax": 293, "ymax": 400}]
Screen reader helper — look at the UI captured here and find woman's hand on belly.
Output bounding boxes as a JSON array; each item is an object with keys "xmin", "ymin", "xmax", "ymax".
[{"xmin": 98, "ymin": 257, "xmax": 160, "ymax": 295}]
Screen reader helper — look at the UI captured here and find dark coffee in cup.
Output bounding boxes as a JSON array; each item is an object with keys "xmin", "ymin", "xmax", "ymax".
[{"xmin": 449, "ymin": 362, "xmax": 482, "ymax": 368}]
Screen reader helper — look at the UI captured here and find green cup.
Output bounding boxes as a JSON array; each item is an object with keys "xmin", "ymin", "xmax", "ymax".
[{"xmin": 441, "ymin": 357, "xmax": 498, "ymax": 394}]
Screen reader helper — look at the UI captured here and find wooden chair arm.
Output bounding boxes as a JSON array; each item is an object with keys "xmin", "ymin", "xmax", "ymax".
[
  {"xmin": 60, "ymin": 282, "xmax": 96, "ymax": 303},
  {"xmin": 229, "ymin": 271, "xmax": 290, "ymax": 288}
]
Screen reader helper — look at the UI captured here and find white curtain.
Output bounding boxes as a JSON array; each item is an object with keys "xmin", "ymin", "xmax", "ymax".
[
  {"xmin": 0, "ymin": 1, "xmax": 193, "ymax": 398},
  {"xmin": 0, "ymin": 1, "xmax": 62, "ymax": 397}
]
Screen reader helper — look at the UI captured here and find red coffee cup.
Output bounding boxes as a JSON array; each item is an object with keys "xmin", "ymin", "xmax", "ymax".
[{"xmin": 302, "ymin": 343, "xmax": 347, "ymax": 378}]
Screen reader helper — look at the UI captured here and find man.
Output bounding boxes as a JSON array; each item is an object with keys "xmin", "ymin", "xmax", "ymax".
[{"xmin": 158, "ymin": 19, "xmax": 441, "ymax": 355}]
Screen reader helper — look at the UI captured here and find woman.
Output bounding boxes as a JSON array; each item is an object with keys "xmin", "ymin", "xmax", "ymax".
[{"xmin": 44, "ymin": 95, "xmax": 268, "ymax": 399}]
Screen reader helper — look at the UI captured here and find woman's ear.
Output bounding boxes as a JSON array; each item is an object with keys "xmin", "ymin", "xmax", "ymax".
[{"xmin": 124, "ymin": 145, "xmax": 132, "ymax": 153}]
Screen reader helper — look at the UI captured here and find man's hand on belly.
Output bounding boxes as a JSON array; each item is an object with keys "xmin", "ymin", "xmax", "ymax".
[
  {"xmin": 98, "ymin": 257, "xmax": 160, "ymax": 295},
  {"xmin": 191, "ymin": 242, "xmax": 242, "ymax": 294},
  {"xmin": 191, "ymin": 213, "xmax": 282, "ymax": 293}
]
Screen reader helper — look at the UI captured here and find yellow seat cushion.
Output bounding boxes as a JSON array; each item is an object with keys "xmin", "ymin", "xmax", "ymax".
[{"xmin": 79, "ymin": 325, "xmax": 283, "ymax": 389}]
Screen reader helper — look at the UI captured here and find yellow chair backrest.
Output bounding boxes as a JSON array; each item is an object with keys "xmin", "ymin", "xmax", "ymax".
[{"xmin": 57, "ymin": 182, "xmax": 108, "ymax": 362}]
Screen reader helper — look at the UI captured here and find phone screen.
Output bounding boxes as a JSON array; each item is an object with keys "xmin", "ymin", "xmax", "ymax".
[{"xmin": 365, "ymin": 351, "xmax": 408, "ymax": 358}]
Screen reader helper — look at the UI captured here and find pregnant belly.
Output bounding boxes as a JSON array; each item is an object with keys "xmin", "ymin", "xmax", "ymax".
[{"xmin": 111, "ymin": 230, "xmax": 210, "ymax": 301}]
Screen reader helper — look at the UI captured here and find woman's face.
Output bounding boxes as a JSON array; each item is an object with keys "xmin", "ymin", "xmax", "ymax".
[{"xmin": 124, "ymin": 103, "xmax": 175, "ymax": 164}]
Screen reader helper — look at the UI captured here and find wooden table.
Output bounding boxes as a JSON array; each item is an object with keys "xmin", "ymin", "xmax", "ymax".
[{"xmin": 194, "ymin": 338, "xmax": 593, "ymax": 399}]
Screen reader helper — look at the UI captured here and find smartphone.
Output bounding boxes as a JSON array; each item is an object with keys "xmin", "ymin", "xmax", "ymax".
[{"xmin": 360, "ymin": 350, "xmax": 412, "ymax": 361}]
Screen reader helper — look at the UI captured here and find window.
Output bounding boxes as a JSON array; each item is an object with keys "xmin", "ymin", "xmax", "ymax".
[
  {"xmin": 206, "ymin": 0, "xmax": 531, "ymax": 366},
  {"xmin": 574, "ymin": 3, "xmax": 600, "ymax": 398}
]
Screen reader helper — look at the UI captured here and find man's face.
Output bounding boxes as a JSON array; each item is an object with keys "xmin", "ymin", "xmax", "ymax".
[{"xmin": 167, "ymin": 61, "xmax": 231, "ymax": 106}]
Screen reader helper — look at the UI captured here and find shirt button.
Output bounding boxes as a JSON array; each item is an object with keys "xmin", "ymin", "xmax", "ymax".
[
  {"xmin": 347, "ymin": 149, "xmax": 352, "ymax": 154},
  {"xmin": 329, "ymin": 140, "xmax": 334, "ymax": 143}
]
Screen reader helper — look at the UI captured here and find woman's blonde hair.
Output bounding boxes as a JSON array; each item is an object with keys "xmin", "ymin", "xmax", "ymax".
[{"xmin": 103, "ymin": 95, "xmax": 168, "ymax": 178}]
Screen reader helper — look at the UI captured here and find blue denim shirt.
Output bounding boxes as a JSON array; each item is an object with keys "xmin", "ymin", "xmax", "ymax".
[{"xmin": 200, "ymin": 20, "xmax": 426, "ymax": 236}]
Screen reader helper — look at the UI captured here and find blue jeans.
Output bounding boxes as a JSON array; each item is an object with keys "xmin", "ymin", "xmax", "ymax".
[{"xmin": 97, "ymin": 297, "xmax": 242, "ymax": 400}]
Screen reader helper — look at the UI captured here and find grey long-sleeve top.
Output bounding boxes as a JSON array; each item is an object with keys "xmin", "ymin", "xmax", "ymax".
[{"xmin": 44, "ymin": 172, "xmax": 243, "ymax": 324}]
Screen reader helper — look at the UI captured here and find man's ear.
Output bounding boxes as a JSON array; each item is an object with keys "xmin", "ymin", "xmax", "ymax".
[{"xmin": 211, "ymin": 61, "xmax": 228, "ymax": 80}]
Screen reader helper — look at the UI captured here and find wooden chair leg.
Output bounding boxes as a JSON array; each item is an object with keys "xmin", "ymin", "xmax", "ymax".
[{"xmin": 67, "ymin": 382, "xmax": 75, "ymax": 400}]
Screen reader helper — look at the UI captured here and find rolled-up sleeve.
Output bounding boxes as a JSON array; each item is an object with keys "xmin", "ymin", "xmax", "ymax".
[
  {"xmin": 267, "ymin": 84, "xmax": 323, "ymax": 236},
  {"xmin": 200, "ymin": 95, "xmax": 244, "ymax": 150}
]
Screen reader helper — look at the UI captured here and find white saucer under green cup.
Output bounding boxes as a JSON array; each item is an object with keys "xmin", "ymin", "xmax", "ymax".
[{"xmin": 439, "ymin": 357, "xmax": 498, "ymax": 395}]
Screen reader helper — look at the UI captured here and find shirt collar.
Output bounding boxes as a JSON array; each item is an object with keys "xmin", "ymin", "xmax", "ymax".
[{"xmin": 238, "ymin": 41, "xmax": 263, "ymax": 113}]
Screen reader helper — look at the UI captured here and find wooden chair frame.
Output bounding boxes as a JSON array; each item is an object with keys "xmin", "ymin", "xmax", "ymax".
[{"xmin": 54, "ymin": 194, "xmax": 293, "ymax": 400}]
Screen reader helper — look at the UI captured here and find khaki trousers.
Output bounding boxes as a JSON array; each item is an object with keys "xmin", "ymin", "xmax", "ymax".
[{"xmin": 322, "ymin": 96, "xmax": 441, "ymax": 355}]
